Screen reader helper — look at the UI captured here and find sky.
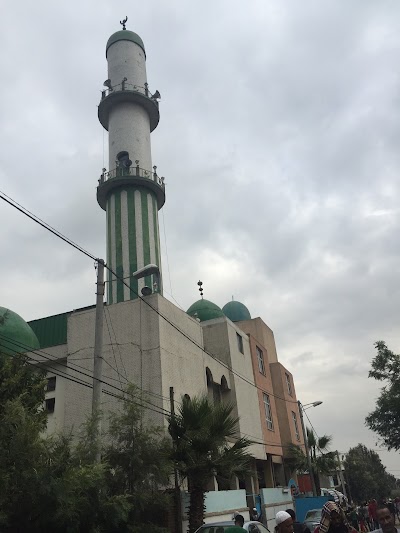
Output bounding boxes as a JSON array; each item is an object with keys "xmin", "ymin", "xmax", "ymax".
[{"xmin": 1, "ymin": 1, "xmax": 399, "ymax": 476}]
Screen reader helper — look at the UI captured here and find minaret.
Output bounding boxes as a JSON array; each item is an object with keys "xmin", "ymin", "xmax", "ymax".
[{"xmin": 97, "ymin": 19, "xmax": 165, "ymax": 304}]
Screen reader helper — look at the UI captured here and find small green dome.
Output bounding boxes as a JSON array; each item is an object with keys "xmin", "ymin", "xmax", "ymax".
[
  {"xmin": 106, "ymin": 30, "xmax": 146, "ymax": 57},
  {"xmin": 187, "ymin": 299, "xmax": 224, "ymax": 322},
  {"xmin": 0, "ymin": 306, "xmax": 40, "ymax": 355},
  {"xmin": 222, "ymin": 301, "xmax": 251, "ymax": 322}
]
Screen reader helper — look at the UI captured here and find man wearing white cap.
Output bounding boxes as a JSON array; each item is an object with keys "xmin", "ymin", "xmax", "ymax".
[{"xmin": 276, "ymin": 511, "xmax": 294, "ymax": 533}]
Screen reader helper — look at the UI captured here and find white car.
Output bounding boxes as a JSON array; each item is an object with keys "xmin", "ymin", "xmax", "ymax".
[{"xmin": 195, "ymin": 520, "xmax": 270, "ymax": 532}]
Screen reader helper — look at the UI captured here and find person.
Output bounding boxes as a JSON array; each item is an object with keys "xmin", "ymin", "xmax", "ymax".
[
  {"xmin": 235, "ymin": 515, "xmax": 245, "ymax": 528},
  {"xmin": 252, "ymin": 507, "xmax": 262, "ymax": 521},
  {"xmin": 369, "ymin": 500, "xmax": 379, "ymax": 530},
  {"xmin": 314, "ymin": 501, "xmax": 358, "ymax": 533},
  {"xmin": 387, "ymin": 501, "xmax": 396, "ymax": 524},
  {"xmin": 395, "ymin": 498, "xmax": 400, "ymax": 522},
  {"xmin": 275, "ymin": 511, "xmax": 294, "ymax": 533},
  {"xmin": 369, "ymin": 504, "xmax": 400, "ymax": 533},
  {"xmin": 225, "ymin": 513, "xmax": 246, "ymax": 532},
  {"xmin": 348, "ymin": 506, "xmax": 359, "ymax": 531},
  {"xmin": 286, "ymin": 508, "xmax": 311, "ymax": 533},
  {"xmin": 358, "ymin": 504, "xmax": 368, "ymax": 533}
]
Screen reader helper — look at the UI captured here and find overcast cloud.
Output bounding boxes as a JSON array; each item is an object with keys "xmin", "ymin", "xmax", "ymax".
[{"xmin": 1, "ymin": 1, "xmax": 399, "ymax": 475}]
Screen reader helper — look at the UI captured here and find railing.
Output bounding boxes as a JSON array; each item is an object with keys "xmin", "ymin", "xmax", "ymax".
[
  {"xmin": 100, "ymin": 80, "xmax": 159, "ymax": 107},
  {"xmin": 98, "ymin": 163, "xmax": 165, "ymax": 188}
]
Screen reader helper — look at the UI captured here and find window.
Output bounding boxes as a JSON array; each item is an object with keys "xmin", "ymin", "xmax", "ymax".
[
  {"xmin": 46, "ymin": 376, "xmax": 56, "ymax": 392},
  {"xmin": 263, "ymin": 393, "xmax": 273, "ymax": 430},
  {"xmin": 45, "ymin": 398, "xmax": 55, "ymax": 413},
  {"xmin": 236, "ymin": 332, "xmax": 244, "ymax": 354},
  {"xmin": 256, "ymin": 346, "xmax": 265, "ymax": 375},
  {"xmin": 285, "ymin": 373, "xmax": 292, "ymax": 396},
  {"xmin": 292, "ymin": 411, "xmax": 300, "ymax": 440}
]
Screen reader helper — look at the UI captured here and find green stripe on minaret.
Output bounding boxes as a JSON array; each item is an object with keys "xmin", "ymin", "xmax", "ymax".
[
  {"xmin": 107, "ymin": 197, "xmax": 113, "ymax": 304},
  {"xmin": 127, "ymin": 188, "xmax": 138, "ymax": 300},
  {"xmin": 114, "ymin": 190, "xmax": 124, "ymax": 303},
  {"xmin": 141, "ymin": 190, "xmax": 151, "ymax": 289},
  {"xmin": 152, "ymin": 195, "xmax": 162, "ymax": 293}
]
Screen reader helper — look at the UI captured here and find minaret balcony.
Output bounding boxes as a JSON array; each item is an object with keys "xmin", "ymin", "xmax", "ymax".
[
  {"xmin": 97, "ymin": 164, "xmax": 166, "ymax": 211},
  {"xmin": 98, "ymin": 81, "xmax": 160, "ymax": 132}
]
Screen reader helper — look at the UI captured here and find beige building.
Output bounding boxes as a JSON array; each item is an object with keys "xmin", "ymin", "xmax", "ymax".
[{"xmin": 26, "ymin": 292, "xmax": 304, "ymax": 493}]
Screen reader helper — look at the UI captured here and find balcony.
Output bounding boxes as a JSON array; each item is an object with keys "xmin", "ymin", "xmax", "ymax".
[
  {"xmin": 97, "ymin": 163, "xmax": 166, "ymax": 211},
  {"xmin": 98, "ymin": 80, "xmax": 160, "ymax": 132}
]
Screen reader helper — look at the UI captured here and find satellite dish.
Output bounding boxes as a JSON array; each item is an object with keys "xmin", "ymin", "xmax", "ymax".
[
  {"xmin": 103, "ymin": 79, "xmax": 112, "ymax": 89},
  {"xmin": 141, "ymin": 286, "xmax": 152, "ymax": 296}
]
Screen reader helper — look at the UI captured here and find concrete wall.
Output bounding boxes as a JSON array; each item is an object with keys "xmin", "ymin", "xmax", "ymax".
[
  {"xmin": 260, "ymin": 488, "xmax": 294, "ymax": 529},
  {"xmin": 247, "ymin": 334, "xmax": 283, "ymax": 458},
  {"xmin": 270, "ymin": 362, "xmax": 304, "ymax": 452},
  {"xmin": 44, "ymin": 361, "xmax": 66, "ymax": 434},
  {"xmin": 236, "ymin": 317, "xmax": 279, "ymax": 363},
  {"xmin": 202, "ymin": 317, "xmax": 265, "ymax": 460},
  {"xmin": 181, "ymin": 489, "xmax": 249, "ymax": 531}
]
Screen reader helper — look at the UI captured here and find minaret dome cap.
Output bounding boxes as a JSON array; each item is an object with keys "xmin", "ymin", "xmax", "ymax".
[{"xmin": 106, "ymin": 30, "xmax": 146, "ymax": 58}]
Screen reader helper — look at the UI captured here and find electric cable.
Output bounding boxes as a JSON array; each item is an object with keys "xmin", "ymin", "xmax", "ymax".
[
  {"xmin": 0, "ymin": 333, "xmax": 171, "ymax": 416},
  {"xmin": 0, "ymin": 342, "xmax": 169, "ymax": 419},
  {"xmin": 104, "ymin": 305, "xmax": 128, "ymax": 380},
  {"xmin": 0, "ymin": 191, "xmax": 299, "ymax": 406}
]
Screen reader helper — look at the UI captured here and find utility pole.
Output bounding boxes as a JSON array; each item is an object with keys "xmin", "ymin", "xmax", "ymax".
[
  {"xmin": 92, "ymin": 259, "xmax": 105, "ymax": 463},
  {"xmin": 298, "ymin": 400, "xmax": 317, "ymax": 497},
  {"xmin": 170, "ymin": 387, "xmax": 182, "ymax": 533}
]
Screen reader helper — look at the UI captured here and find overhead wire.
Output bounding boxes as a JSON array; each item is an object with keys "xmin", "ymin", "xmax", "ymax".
[
  {"xmin": 1, "ymin": 191, "xmax": 300, "ymax": 407},
  {"xmin": 103, "ymin": 308, "xmax": 126, "ymax": 389},
  {"xmin": 104, "ymin": 305, "xmax": 128, "ymax": 380},
  {"xmin": 0, "ymin": 333, "xmax": 171, "ymax": 417}
]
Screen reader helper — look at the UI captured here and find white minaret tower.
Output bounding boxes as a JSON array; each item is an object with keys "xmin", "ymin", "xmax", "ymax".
[{"xmin": 97, "ymin": 19, "xmax": 165, "ymax": 304}]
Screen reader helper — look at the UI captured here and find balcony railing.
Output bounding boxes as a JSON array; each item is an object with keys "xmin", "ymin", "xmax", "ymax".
[
  {"xmin": 100, "ymin": 80, "xmax": 159, "ymax": 108},
  {"xmin": 98, "ymin": 163, "xmax": 165, "ymax": 189}
]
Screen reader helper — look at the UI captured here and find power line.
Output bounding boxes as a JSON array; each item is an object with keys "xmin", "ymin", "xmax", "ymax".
[
  {"xmin": 7, "ymin": 332, "xmax": 172, "ymax": 412},
  {"xmin": 1, "ymin": 191, "xmax": 299, "ymax": 407},
  {"xmin": 0, "ymin": 342, "xmax": 169, "ymax": 419},
  {"xmin": 0, "ymin": 333, "xmax": 171, "ymax": 417},
  {"xmin": 104, "ymin": 305, "xmax": 128, "ymax": 381},
  {"xmin": 0, "ymin": 191, "xmax": 97, "ymax": 261}
]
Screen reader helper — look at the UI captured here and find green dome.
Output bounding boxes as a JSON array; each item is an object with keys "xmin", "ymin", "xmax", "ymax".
[
  {"xmin": 222, "ymin": 301, "xmax": 251, "ymax": 322},
  {"xmin": 106, "ymin": 30, "xmax": 146, "ymax": 57},
  {"xmin": 0, "ymin": 306, "xmax": 40, "ymax": 355},
  {"xmin": 187, "ymin": 299, "xmax": 224, "ymax": 322}
]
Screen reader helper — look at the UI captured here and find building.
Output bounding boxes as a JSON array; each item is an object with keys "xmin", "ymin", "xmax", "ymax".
[{"xmin": 0, "ymin": 22, "xmax": 306, "ymax": 526}]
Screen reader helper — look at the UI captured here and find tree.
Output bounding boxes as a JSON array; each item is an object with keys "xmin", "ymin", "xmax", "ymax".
[
  {"xmin": 168, "ymin": 395, "xmax": 253, "ymax": 533},
  {"xmin": 344, "ymin": 444, "xmax": 396, "ymax": 501},
  {"xmin": 288, "ymin": 427, "xmax": 336, "ymax": 494},
  {"xmin": 0, "ymin": 352, "xmax": 47, "ymax": 531},
  {"xmin": 366, "ymin": 341, "xmax": 400, "ymax": 450},
  {"xmin": 103, "ymin": 385, "xmax": 173, "ymax": 532},
  {"xmin": 0, "ymin": 354, "xmax": 171, "ymax": 532}
]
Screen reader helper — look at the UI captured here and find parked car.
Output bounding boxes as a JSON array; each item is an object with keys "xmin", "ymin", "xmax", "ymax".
[
  {"xmin": 195, "ymin": 520, "xmax": 270, "ymax": 533},
  {"xmin": 303, "ymin": 509, "xmax": 323, "ymax": 533}
]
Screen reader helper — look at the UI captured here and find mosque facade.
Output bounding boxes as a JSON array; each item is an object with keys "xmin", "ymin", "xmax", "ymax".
[{"xmin": 0, "ymin": 23, "xmax": 305, "ymax": 522}]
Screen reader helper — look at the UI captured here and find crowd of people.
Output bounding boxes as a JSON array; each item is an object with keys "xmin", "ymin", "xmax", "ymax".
[{"xmin": 274, "ymin": 499, "xmax": 400, "ymax": 533}]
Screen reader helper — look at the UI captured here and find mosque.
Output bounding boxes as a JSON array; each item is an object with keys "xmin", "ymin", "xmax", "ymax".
[{"xmin": 0, "ymin": 21, "xmax": 305, "ymax": 522}]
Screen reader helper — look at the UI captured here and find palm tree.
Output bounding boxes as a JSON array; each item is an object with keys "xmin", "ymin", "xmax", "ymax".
[
  {"xmin": 168, "ymin": 395, "xmax": 253, "ymax": 533},
  {"xmin": 288, "ymin": 427, "xmax": 336, "ymax": 494}
]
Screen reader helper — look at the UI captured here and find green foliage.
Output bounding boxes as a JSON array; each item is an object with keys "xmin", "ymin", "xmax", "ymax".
[
  {"xmin": 366, "ymin": 341, "xmax": 400, "ymax": 450},
  {"xmin": 0, "ymin": 364, "xmax": 171, "ymax": 532},
  {"xmin": 169, "ymin": 395, "xmax": 253, "ymax": 533},
  {"xmin": 288, "ymin": 427, "xmax": 336, "ymax": 494},
  {"xmin": 103, "ymin": 384, "xmax": 173, "ymax": 530},
  {"xmin": 343, "ymin": 444, "xmax": 397, "ymax": 502}
]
